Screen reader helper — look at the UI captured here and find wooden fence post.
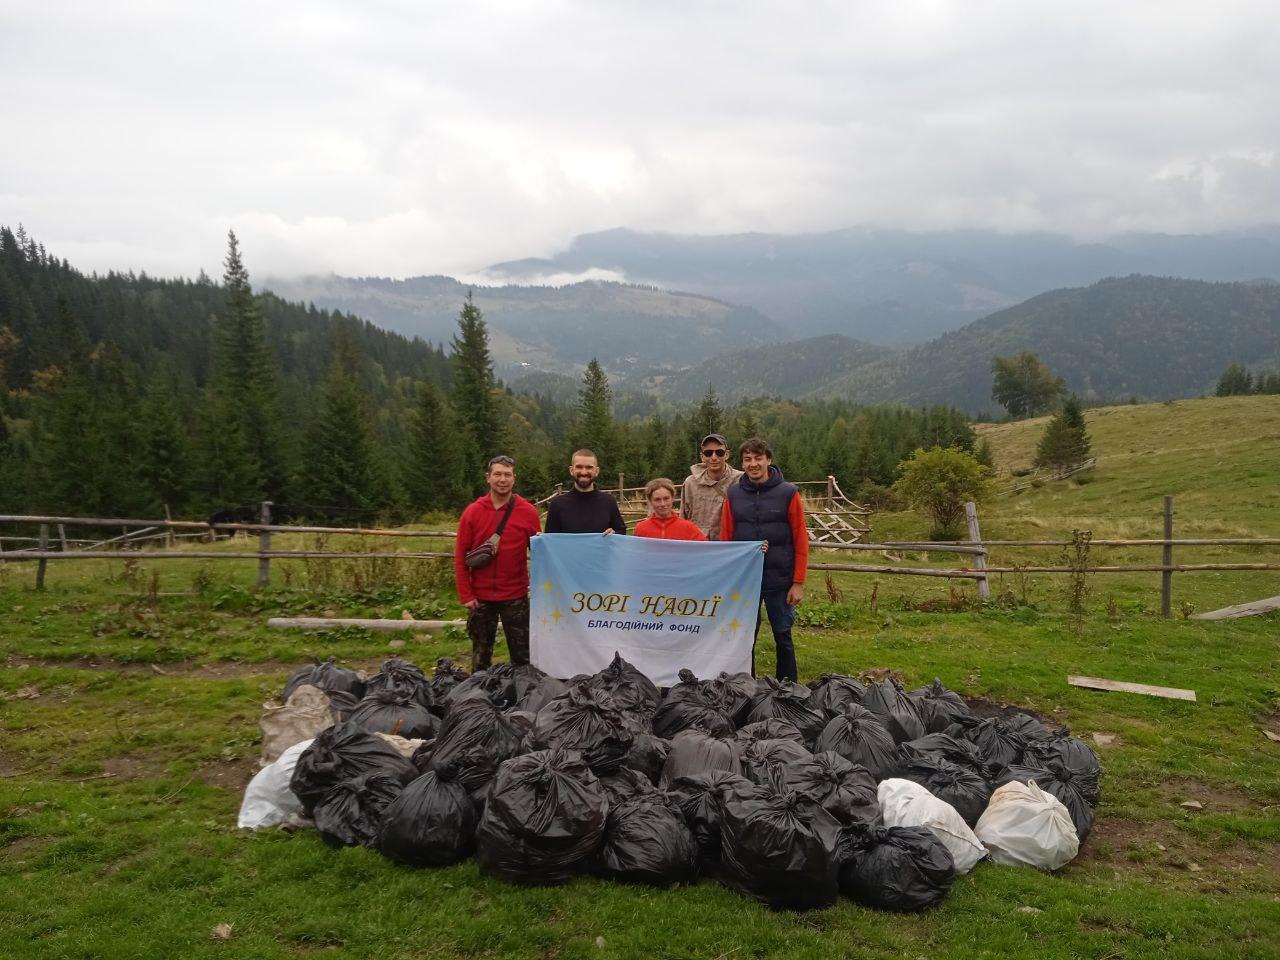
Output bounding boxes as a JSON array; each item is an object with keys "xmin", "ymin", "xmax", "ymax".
[
  {"xmin": 164, "ymin": 504, "xmax": 175, "ymax": 548},
  {"xmin": 36, "ymin": 523, "xmax": 49, "ymax": 589},
  {"xmin": 964, "ymin": 501, "xmax": 990, "ymax": 601},
  {"xmin": 258, "ymin": 502, "xmax": 272, "ymax": 587},
  {"xmin": 1161, "ymin": 495, "xmax": 1174, "ymax": 618},
  {"xmin": 57, "ymin": 523, "xmax": 68, "ymax": 551}
]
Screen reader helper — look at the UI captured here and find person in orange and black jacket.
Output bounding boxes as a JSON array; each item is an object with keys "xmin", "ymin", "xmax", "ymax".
[
  {"xmin": 634, "ymin": 478, "xmax": 707, "ymax": 541},
  {"xmin": 453, "ymin": 455, "xmax": 541, "ymax": 669},
  {"xmin": 720, "ymin": 437, "xmax": 808, "ymax": 682}
]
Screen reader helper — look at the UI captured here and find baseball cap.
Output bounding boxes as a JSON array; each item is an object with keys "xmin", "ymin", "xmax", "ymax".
[{"xmin": 700, "ymin": 433, "xmax": 728, "ymax": 448}]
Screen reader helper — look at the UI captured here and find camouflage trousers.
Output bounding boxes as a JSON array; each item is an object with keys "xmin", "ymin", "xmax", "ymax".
[{"xmin": 466, "ymin": 596, "xmax": 530, "ymax": 671}]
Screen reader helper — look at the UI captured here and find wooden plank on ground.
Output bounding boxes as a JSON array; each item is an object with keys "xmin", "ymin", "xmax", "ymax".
[
  {"xmin": 1191, "ymin": 595, "xmax": 1280, "ymax": 621},
  {"xmin": 1067, "ymin": 675, "xmax": 1197, "ymax": 702}
]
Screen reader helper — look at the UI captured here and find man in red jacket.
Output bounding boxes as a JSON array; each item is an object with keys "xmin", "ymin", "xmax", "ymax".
[{"xmin": 453, "ymin": 455, "xmax": 542, "ymax": 669}]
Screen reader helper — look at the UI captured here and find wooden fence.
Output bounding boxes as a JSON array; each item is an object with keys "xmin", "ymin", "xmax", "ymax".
[{"xmin": 2, "ymin": 495, "xmax": 1277, "ymax": 617}]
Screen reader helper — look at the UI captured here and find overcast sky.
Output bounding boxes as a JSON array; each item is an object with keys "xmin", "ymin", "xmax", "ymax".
[{"xmin": 3, "ymin": 1, "xmax": 1278, "ymax": 280}]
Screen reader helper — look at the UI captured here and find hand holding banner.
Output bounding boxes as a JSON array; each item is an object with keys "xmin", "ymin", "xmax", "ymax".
[{"xmin": 529, "ymin": 534, "xmax": 764, "ymax": 686}]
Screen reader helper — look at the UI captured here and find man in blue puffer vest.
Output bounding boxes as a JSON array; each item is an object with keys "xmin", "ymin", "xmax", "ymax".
[{"xmin": 719, "ymin": 437, "xmax": 809, "ymax": 681}]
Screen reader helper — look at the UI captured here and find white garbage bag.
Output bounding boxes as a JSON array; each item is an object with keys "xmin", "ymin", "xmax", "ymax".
[
  {"xmin": 878, "ymin": 777, "xmax": 987, "ymax": 874},
  {"xmin": 975, "ymin": 780, "xmax": 1079, "ymax": 870},
  {"xmin": 237, "ymin": 738, "xmax": 315, "ymax": 830}
]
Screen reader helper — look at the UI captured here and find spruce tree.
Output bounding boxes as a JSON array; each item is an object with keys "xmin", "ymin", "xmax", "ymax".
[
  {"xmin": 297, "ymin": 325, "xmax": 383, "ymax": 523},
  {"xmin": 690, "ymin": 384, "xmax": 724, "ymax": 448},
  {"xmin": 406, "ymin": 378, "xmax": 460, "ymax": 512},
  {"xmin": 450, "ymin": 293, "xmax": 502, "ymax": 477},
  {"xmin": 574, "ymin": 358, "xmax": 615, "ymax": 464},
  {"xmin": 1033, "ymin": 395, "xmax": 1091, "ymax": 473},
  {"xmin": 1215, "ymin": 363, "xmax": 1253, "ymax": 396},
  {"xmin": 208, "ymin": 231, "xmax": 289, "ymax": 501},
  {"xmin": 137, "ymin": 371, "xmax": 192, "ymax": 514}
]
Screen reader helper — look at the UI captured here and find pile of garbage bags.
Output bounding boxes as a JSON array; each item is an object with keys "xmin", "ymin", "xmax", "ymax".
[{"xmin": 240, "ymin": 654, "xmax": 1100, "ymax": 911}]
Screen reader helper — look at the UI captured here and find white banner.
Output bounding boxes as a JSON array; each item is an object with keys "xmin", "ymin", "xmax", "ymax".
[{"xmin": 529, "ymin": 533, "xmax": 764, "ymax": 686}]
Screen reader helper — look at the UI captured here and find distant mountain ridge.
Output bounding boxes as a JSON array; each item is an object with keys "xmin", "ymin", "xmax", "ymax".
[
  {"xmin": 263, "ymin": 273, "xmax": 780, "ymax": 373},
  {"xmin": 630, "ymin": 334, "xmax": 895, "ymax": 404},
  {"xmin": 643, "ymin": 275, "xmax": 1280, "ymax": 414},
  {"xmin": 487, "ymin": 227, "xmax": 1280, "ymax": 345}
]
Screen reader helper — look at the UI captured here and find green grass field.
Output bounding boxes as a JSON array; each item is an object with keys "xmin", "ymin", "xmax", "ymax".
[{"xmin": 2, "ymin": 396, "xmax": 1279, "ymax": 959}]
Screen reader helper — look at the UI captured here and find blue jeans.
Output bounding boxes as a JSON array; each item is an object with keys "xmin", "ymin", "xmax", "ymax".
[{"xmin": 753, "ymin": 588, "xmax": 798, "ymax": 682}]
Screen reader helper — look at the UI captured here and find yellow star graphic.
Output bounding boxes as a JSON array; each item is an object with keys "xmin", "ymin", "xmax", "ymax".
[
  {"xmin": 730, "ymin": 590, "xmax": 743, "ymax": 604},
  {"xmin": 550, "ymin": 609, "xmax": 563, "ymax": 625},
  {"xmin": 727, "ymin": 617, "xmax": 742, "ymax": 632},
  {"xmin": 542, "ymin": 579, "xmax": 555, "ymax": 592}
]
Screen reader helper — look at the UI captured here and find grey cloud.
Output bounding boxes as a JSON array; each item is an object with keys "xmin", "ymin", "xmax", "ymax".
[{"xmin": 3, "ymin": 1, "xmax": 1278, "ymax": 279}]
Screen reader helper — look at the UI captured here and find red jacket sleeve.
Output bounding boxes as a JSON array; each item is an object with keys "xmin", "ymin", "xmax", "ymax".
[
  {"xmin": 720, "ymin": 499, "xmax": 735, "ymax": 541},
  {"xmin": 454, "ymin": 506, "xmax": 477, "ymax": 605},
  {"xmin": 788, "ymin": 493, "xmax": 808, "ymax": 585}
]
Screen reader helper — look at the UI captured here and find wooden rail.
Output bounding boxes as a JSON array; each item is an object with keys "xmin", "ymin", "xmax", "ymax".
[{"xmin": 3, "ymin": 496, "xmax": 1276, "ymax": 617}]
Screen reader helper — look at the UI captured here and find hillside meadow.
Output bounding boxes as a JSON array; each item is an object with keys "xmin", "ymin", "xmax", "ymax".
[{"xmin": 1, "ymin": 395, "xmax": 1278, "ymax": 959}]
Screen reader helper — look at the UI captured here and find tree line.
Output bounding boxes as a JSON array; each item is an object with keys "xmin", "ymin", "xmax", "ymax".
[{"xmin": 0, "ymin": 226, "xmax": 985, "ymax": 522}]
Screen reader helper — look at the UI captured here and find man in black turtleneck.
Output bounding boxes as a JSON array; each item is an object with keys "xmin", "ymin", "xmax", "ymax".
[{"xmin": 544, "ymin": 448, "xmax": 627, "ymax": 534}]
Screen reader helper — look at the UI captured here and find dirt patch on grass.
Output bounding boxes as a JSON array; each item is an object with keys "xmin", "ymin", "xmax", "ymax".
[
  {"xmin": 1079, "ymin": 817, "xmax": 1280, "ymax": 890},
  {"xmin": 197, "ymin": 755, "xmax": 259, "ymax": 792},
  {"xmin": 101, "ymin": 754, "xmax": 169, "ymax": 781},
  {"xmin": 963, "ymin": 696, "xmax": 1056, "ymax": 725},
  {"xmin": 1158, "ymin": 776, "xmax": 1262, "ymax": 813}
]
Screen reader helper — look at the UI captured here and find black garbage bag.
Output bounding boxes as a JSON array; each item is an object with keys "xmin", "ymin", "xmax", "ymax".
[
  {"xmin": 377, "ymin": 760, "xmax": 479, "ymax": 866},
  {"xmin": 996, "ymin": 760, "xmax": 1097, "ymax": 841},
  {"xmin": 718, "ymin": 771, "xmax": 843, "ymax": 910},
  {"xmin": 652, "ymin": 698, "xmax": 734, "ymax": 739},
  {"xmin": 896, "ymin": 754, "xmax": 992, "ymax": 827},
  {"xmin": 734, "ymin": 718, "xmax": 807, "ymax": 749},
  {"xmin": 714, "ymin": 671, "xmax": 760, "ymax": 723},
  {"xmin": 586, "ymin": 652, "xmax": 662, "ymax": 717},
  {"xmin": 907, "ymin": 678, "xmax": 973, "ymax": 733},
  {"xmin": 284, "ymin": 657, "xmax": 365, "ymax": 701},
  {"xmin": 660, "ymin": 729, "xmax": 742, "ymax": 788},
  {"xmin": 429, "ymin": 698, "xmax": 526, "ymax": 790},
  {"xmin": 742, "ymin": 678, "xmax": 827, "ymax": 743},
  {"xmin": 410, "ymin": 738, "xmax": 435, "ymax": 774},
  {"xmin": 862, "ymin": 679, "xmax": 927, "ymax": 744},
  {"xmin": 740, "ymin": 737, "xmax": 813, "ymax": 783},
  {"xmin": 838, "ymin": 822, "xmax": 956, "ymax": 912},
  {"xmin": 785, "ymin": 751, "xmax": 880, "ymax": 826},
  {"xmin": 814, "ymin": 704, "xmax": 899, "ymax": 781},
  {"xmin": 427, "ymin": 657, "xmax": 470, "ymax": 711},
  {"xmin": 667, "ymin": 770, "xmax": 755, "ymax": 869},
  {"xmin": 664, "ymin": 668, "xmax": 712, "ymax": 703},
  {"xmin": 597, "ymin": 765, "xmax": 658, "ymax": 807},
  {"xmin": 1022, "ymin": 728, "xmax": 1101, "ymax": 801},
  {"xmin": 504, "ymin": 709, "xmax": 537, "ymax": 736},
  {"xmin": 365, "ymin": 657, "xmax": 434, "ymax": 711},
  {"xmin": 313, "ymin": 772, "xmax": 404, "ymax": 847},
  {"xmin": 326, "ymin": 689, "xmax": 360, "ymax": 723},
  {"xmin": 1003, "ymin": 711, "xmax": 1052, "ymax": 741},
  {"xmin": 348, "ymin": 689, "xmax": 440, "ymax": 740},
  {"xmin": 290, "ymin": 721, "xmax": 419, "ymax": 815},
  {"xmin": 529, "ymin": 685, "xmax": 632, "ymax": 752},
  {"xmin": 581, "ymin": 733, "xmax": 636, "ymax": 777},
  {"xmin": 511, "ymin": 665, "xmax": 569, "ymax": 715},
  {"xmin": 899, "ymin": 733, "xmax": 996, "ymax": 781},
  {"xmin": 621, "ymin": 732, "xmax": 668, "ymax": 785},
  {"xmin": 808, "ymin": 674, "xmax": 867, "ymax": 717},
  {"xmin": 947, "ymin": 716, "xmax": 1029, "ymax": 770},
  {"xmin": 593, "ymin": 794, "xmax": 698, "ymax": 885},
  {"xmin": 475, "ymin": 748, "xmax": 608, "ymax": 885},
  {"xmin": 448, "ymin": 668, "xmax": 518, "ymax": 710}
]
